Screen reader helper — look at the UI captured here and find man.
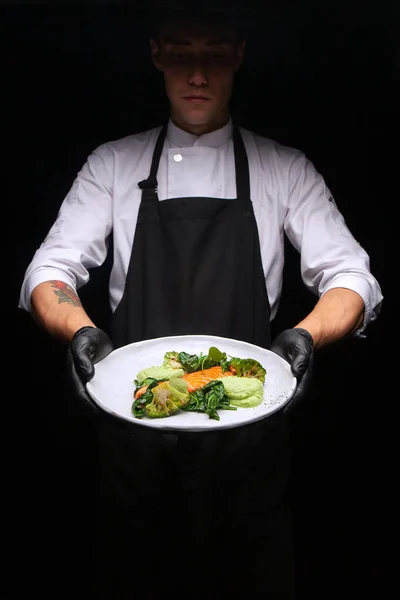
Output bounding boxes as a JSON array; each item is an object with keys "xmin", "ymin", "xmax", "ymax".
[{"xmin": 19, "ymin": 8, "xmax": 383, "ymax": 599}]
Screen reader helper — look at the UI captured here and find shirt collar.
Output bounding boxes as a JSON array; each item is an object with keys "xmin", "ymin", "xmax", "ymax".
[{"xmin": 166, "ymin": 117, "xmax": 233, "ymax": 148}]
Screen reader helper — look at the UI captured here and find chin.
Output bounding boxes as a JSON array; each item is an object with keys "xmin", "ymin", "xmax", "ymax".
[{"xmin": 181, "ymin": 109, "xmax": 215, "ymax": 126}]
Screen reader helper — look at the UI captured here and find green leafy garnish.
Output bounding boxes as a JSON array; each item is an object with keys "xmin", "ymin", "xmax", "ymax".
[
  {"xmin": 173, "ymin": 346, "xmax": 228, "ymax": 373},
  {"xmin": 183, "ymin": 380, "xmax": 236, "ymax": 421}
]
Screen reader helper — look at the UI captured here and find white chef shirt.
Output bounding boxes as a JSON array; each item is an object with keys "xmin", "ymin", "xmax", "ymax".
[{"xmin": 18, "ymin": 118, "xmax": 383, "ymax": 335}]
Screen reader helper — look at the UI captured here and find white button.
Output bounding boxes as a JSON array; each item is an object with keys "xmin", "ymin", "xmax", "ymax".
[{"xmin": 173, "ymin": 153, "xmax": 183, "ymax": 162}]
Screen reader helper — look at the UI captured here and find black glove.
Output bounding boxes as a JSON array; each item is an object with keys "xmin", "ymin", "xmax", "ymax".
[
  {"xmin": 66, "ymin": 326, "xmax": 114, "ymax": 415},
  {"xmin": 269, "ymin": 327, "xmax": 314, "ymax": 415}
]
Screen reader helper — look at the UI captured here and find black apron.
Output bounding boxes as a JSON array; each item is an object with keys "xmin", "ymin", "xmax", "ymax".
[{"xmin": 91, "ymin": 125, "xmax": 295, "ymax": 599}]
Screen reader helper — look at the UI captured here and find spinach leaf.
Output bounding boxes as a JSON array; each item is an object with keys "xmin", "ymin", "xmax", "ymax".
[
  {"xmin": 178, "ymin": 346, "xmax": 228, "ymax": 373},
  {"xmin": 183, "ymin": 380, "xmax": 236, "ymax": 421}
]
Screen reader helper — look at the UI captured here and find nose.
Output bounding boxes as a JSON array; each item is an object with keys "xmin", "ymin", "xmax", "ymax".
[{"xmin": 188, "ymin": 60, "xmax": 208, "ymax": 87}]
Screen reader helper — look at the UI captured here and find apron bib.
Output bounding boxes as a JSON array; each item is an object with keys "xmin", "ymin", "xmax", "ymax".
[{"xmin": 91, "ymin": 125, "xmax": 295, "ymax": 599}]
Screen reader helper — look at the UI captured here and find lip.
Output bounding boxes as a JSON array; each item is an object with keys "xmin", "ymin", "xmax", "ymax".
[{"xmin": 183, "ymin": 96, "xmax": 210, "ymax": 101}]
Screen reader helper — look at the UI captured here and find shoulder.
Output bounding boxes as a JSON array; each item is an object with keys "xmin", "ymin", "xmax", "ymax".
[
  {"xmin": 238, "ymin": 125, "xmax": 304, "ymax": 168},
  {"xmin": 237, "ymin": 125, "xmax": 306, "ymax": 179},
  {"xmin": 90, "ymin": 125, "xmax": 163, "ymax": 162}
]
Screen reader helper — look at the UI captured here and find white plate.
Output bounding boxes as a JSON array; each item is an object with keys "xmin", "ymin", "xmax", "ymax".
[{"xmin": 86, "ymin": 335, "xmax": 297, "ymax": 432}]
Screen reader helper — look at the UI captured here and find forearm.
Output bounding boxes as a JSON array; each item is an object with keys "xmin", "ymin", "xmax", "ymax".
[
  {"xmin": 294, "ymin": 287, "xmax": 365, "ymax": 350},
  {"xmin": 31, "ymin": 280, "xmax": 96, "ymax": 343}
]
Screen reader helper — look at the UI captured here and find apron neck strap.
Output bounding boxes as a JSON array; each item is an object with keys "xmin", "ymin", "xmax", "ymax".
[
  {"xmin": 138, "ymin": 123, "xmax": 251, "ymax": 200},
  {"xmin": 232, "ymin": 125, "xmax": 251, "ymax": 201},
  {"xmin": 138, "ymin": 124, "xmax": 168, "ymax": 193}
]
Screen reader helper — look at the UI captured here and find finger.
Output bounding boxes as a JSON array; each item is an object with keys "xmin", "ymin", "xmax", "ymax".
[
  {"xmin": 93, "ymin": 341, "xmax": 114, "ymax": 364},
  {"xmin": 66, "ymin": 350, "xmax": 98, "ymax": 415},
  {"xmin": 283, "ymin": 353, "xmax": 314, "ymax": 415},
  {"xmin": 75, "ymin": 351, "xmax": 95, "ymax": 382},
  {"xmin": 290, "ymin": 350, "xmax": 310, "ymax": 378},
  {"xmin": 294, "ymin": 362, "xmax": 312, "ymax": 397}
]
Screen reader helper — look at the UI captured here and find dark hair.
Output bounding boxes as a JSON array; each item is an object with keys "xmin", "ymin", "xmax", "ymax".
[{"xmin": 149, "ymin": 7, "xmax": 248, "ymax": 43}]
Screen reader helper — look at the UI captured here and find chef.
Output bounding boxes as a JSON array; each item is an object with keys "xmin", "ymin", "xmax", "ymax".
[{"xmin": 18, "ymin": 7, "xmax": 383, "ymax": 599}]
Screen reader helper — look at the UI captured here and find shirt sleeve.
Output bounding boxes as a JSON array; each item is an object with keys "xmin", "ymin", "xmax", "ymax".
[
  {"xmin": 18, "ymin": 143, "xmax": 114, "ymax": 312},
  {"xmin": 284, "ymin": 150, "xmax": 383, "ymax": 335}
]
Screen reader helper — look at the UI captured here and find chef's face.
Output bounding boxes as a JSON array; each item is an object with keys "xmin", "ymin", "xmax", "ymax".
[{"xmin": 150, "ymin": 18, "xmax": 246, "ymax": 135}]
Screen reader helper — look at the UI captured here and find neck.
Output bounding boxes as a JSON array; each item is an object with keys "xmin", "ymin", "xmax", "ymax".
[{"xmin": 170, "ymin": 109, "xmax": 230, "ymax": 136}]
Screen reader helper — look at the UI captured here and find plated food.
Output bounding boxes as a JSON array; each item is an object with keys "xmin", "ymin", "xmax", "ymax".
[
  {"xmin": 131, "ymin": 345, "xmax": 267, "ymax": 421},
  {"xmin": 86, "ymin": 334, "xmax": 296, "ymax": 431}
]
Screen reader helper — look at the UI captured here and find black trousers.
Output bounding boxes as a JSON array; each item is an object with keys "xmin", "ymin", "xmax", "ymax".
[{"xmin": 90, "ymin": 414, "xmax": 295, "ymax": 599}]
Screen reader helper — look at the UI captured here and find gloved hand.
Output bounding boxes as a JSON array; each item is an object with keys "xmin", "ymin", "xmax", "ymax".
[
  {"xmin": 269, "ymin": 327, "xmax": 314, "ymax": 415},
  {"xmin": 66, "ymin": 326, "xmax": 114, "ymax": 415}
]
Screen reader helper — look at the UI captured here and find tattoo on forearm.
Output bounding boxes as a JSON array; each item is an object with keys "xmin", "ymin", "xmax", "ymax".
[{"xmin": 50, "ymin": 280, "xmax": 82, "ymax": 307}]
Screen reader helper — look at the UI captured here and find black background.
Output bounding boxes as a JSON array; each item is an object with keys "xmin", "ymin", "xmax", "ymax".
[{"xmin": 9, "ymin": 0, "xmax": 395, "ymax": 597}]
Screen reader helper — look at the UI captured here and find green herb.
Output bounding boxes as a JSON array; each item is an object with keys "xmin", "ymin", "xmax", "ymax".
[
  {"xmin": 183, "ymin": 380, "xmax": 237, "ymax": 421},
  {"xmin": 175, "ymin": 346, "xmax": 228, "ymax": 373}
]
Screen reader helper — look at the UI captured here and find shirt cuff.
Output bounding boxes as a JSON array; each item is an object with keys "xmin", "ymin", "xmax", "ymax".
[
  {"xmin": 19, "ymin": 270, "xmax": 77, "ymax": 313},
  {"xmin": 321, "ymin": 274, "xmax": 377, "ymax": 338}
]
